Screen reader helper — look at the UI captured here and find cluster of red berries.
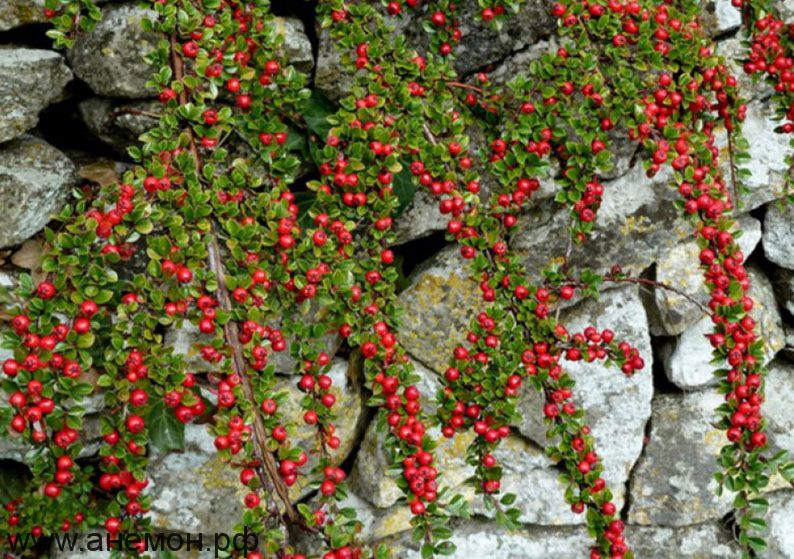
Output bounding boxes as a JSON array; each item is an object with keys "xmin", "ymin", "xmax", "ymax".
[
  {"xmin": 87, "ymin": 182, "xmax": 135, "ymax": 240},
  {"xmin": 632, "ymin": 59, "xmax": 771, "ymax": 451},
  {"xmin": 563, "ymin": 326, "xmax": 646, "ymax": 376},
  {"xmin": 3, "ymin": 289, "xmax": 100, "ymax": 442},
  {"xmin": 741, "ymin": 14, "xmax": 794, "ymax": 132}
]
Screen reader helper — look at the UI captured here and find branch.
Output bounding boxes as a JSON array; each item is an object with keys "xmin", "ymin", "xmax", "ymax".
[{"xmin": 169, "ymin": 33, "xmax": 299, "ymax": 525}]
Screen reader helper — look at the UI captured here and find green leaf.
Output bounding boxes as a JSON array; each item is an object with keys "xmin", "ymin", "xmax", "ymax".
[
  {"xmin": 294, "ymin": 191, "xmax": 317, "ymax": 228},
  {"xmin": 393, "ymin": 164, "xmax": 417, "ymax": 215},
  {"xmin": 0, "ymin": 463, "xmax": 28, "ymax": 503},
  {"xmin": 148, "ymin": 399, "xmax": 185, "ymax": 452},
  {"xmin": 302, "ymin": 90, "xmax": 336, "ymax": 138}
]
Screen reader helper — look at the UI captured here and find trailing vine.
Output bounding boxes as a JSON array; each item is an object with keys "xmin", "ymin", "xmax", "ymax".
[{"xmin": 0, "ymin": 0, "xmax": 791, "ymax": 558}]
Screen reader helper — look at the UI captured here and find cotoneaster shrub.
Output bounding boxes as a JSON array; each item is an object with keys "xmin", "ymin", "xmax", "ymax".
[{"xmin": 0, "ymin": 0, "xmax": 791, "ymax": 558}]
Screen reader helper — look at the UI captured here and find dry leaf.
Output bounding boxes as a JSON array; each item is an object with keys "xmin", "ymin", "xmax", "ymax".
[
  {"xmin": 78, "ymin": 160, "xmax": 120, "ymax": 187},
  {"xmin": 11, "ymin": 240, "xmax": 44, "ymax": 270}
]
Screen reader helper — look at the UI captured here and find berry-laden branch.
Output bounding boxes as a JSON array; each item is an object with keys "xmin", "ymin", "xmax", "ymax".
[
  {"xmin": 0, "ymin": 0, "xmax": 789, "ymax": 558},
  {"xmin": 733, "ymin": 0, "xmax": 794, "ymax": 200},
  {"xmin": 442, "ymin": 0, "xmax": 790, "ymax": 555}
]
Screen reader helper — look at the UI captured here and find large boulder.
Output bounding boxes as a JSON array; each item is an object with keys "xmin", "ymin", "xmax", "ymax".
[
  {"xmin": 350, "ymin": 423, "xmax": 583, "ymax": 525},
  {"xmin": 516, "ymin": 287, "xmax": 654, "ymax": 511},
  {"xmin": 764, "ymin": 360, "xmax": 794, "ymax": 455},
  {"xmin": 0, "ymin": 48, "xmax": 72, "ymax": 143},
  {"xmin": 660, "ymin": 266, "xmax": 785, "ymax": 389},
  {"xmin": 70, "ymin": 4, "xmax": 313, "ymax": 99},
  {"xmin": 716, "ymin": 101, "xmax": 792, "ymax": 211},
  {"xmin": 69, "ymin": 3, "xmax": 160, "ymax": 98},
  {"xmin": 276, "ymin": 358, "xmax": 368, "ymax": 501},
  {"xmin": 700, "ymin": 0, "xmax": 742, "ymax": 35},
  {"xmin": 0, "ymin": 135, "xmax": 76, "ymax": 248}
]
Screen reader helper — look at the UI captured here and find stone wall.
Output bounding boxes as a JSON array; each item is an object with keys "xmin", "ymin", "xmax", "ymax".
[{"xmin": 0, "ymin": 1, "xmax": 792, "ymax": 558}]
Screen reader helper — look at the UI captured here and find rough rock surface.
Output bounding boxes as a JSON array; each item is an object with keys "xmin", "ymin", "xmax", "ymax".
[
  {"xmin": 517, "ymin": 287, "xmax": 654, "ymax": 509},
  {"xmin": 628, "ymin": 390, "xmax": 734, "ymax": 525},
  {"xmin": 0, "ymin": 48, "xmax": 72, "ymax": 143},
  {"xmin": 398, "ymin": 245, "xmax": 485, "ymax": 373},
  {"xmin": 147, "ymin": 424, "xmax": 245, "ymax": 535},
  {"xmin": 766, "ymin": 491, "xmax": 794, "ymax": 558},
  {"xmin": 69, "ymin": 3, "xmax": 160, "ymax": 98},
  {"xmin": 700, "ymin": 0, "xmax": 742, "ymax": 35},
  {"xmin": 394, "ymin": 521, "xmax": 739, "ymax": 558},
  {"xmin": 0, "ymin": 0, "xmax": 46, "ymax": 31},
  {"xmin": 276, "ymin": 358, "xmax": 368, "ymax": 500},
  {"xmin": 351, "ymin": 424, "xmax": 582, "ymax": 525},
  {"xmin": 764, "ymin": 360, "xmax": 794, "ymax": 455},
  {"xmin": 70, "ymin": 6, "xmax": 313, "ymax": 99},
  {"xmin": 0, "ymin": 135, "xmax": 76, "ymax": 248},
  {"xmin": 317, "ymin": 1, "xmax": 554, "ymax": 99},
  {"xmin": 651, "ymin": 214, "xmax": 761, "ymax": 336},
  {"xmin": 764, "ymin": 202, "xmax": 794, "ymax": 270},
  {"xmin": 272, "ymin": 17, "xmax": 314, "ymax": 74},
  {"xmin": 79, "ymin": 98, "xmax": 161, "ymax": 153},
  {"xmin": 512, "ymin": 165, "xmax": 692, "ymax": 283},
  {"xmin": 165, "ymin": 310, "xmax": 341, "ymax": 375},
  {"xmin": 661, "ymin": 266, "xmax": 785, "ymax": 389},
  {"xmin": 772, "ymin": 265, "xmax": 794, "ymax": 317},
  {"xmin": 716, "ymin": 101, "xmax": 793, "ymax": 211}
]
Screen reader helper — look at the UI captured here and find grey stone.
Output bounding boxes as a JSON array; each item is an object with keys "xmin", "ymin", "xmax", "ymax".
[
  {"xmin": 70, "ymin": 7, "xmax": 313, "ymax": 99},
  {"xmin": 716, "ymin": 101, "xmax": 792, "ymax": 212},
  {"xmin": 51, "ymin": 541, "xmax": 110, "ymax": 559},
  {"xmin": 147, "ymin": 423, "xmax": 245, "ymax": 535},
  {"xmin": 393, "ymin": 521, "xmax": 738, "ymax": 558},
  {"xmin": 276, "ymin": 358, "xmax": 367, "ymax": 501},
  {"xmin": 0, "ymin": 416, "xmax": 102, "ymax": 462},
  {"xmin": 350, "ymin": 423, "xmax": 582, "ymax": 525},
  {"xmin": 652, "ymin": 214, "xmax": 761, "ymax": 336},
  {"xmin": 764, "ymin": 360, "xmax": 794, "ymax": 455},
  {"xmin": 79, "ymin": 98, "xmax": 161, "ymax": 153},
  {"xmin": 517, "ymin": 287, "xmax": 653, "ymax": 511},
  {"xmin": 392, "ymin": 189, "xmax": 448, "ymax": 245},
  {"xmin": 0, "ymin": 0, "xmax": 46, "ymax": 31},
  {"xmin": 395, "ymin": 522, "xmax": 591, "ymax": 559},
  {"xmin": 764, "ymin": 202, "xmax": 794, "ymax": 270},
  {"xmin": 512, "ymin": 164, "xmax": 693, "ymax": 284},
  {"xmin": 273, "ymin": 17, "xmax": 314, "ymax": 74},
  {"xmin": 700, "ymin": 0, "xmax": 742, "ymax": 35},
  {"xmin": 628, "ymin": 390, "xmax": 734, "ymax": 525},
  {"xmin": 630, "ymin": 523, "xmax": 740, "ymax": 557},
  {"xmin": 426, "ymin": 0, "xmax": 554, "ymax": 77},
  {"xmin": 766, "ymin": 491, "xmax": 794, "ymax": 558},
  {"xmin": 165, "ymin": 310, "xmax": 341, "ymax": 375},
  {"xmin": 316, "ymin": 1, "xmax": 554, "ymax": 99},
  {"xmin": 716, "ymin": 37, "xmax": 772, "ymax": 102},
  {"xmin": 0, "ymin": 48, "xmax": 72, "ymax": 142},
  {"xmin": 398, "ymin": 245, "xmax": 485, "ymax": 373},
  {"xmin": 0, "ymin": 135, "xmax": 76, "ymax": 248},
  {"xmin": 661, "ymin": 266, "xmax": 785, "ymax": 389},
  {"xmin": 69, "ymin": 3, "xmax": 160, "ymax": 98},
  {"xmin": 771, "ymin": 265, "xmax": 794, "ymax": 317}
]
